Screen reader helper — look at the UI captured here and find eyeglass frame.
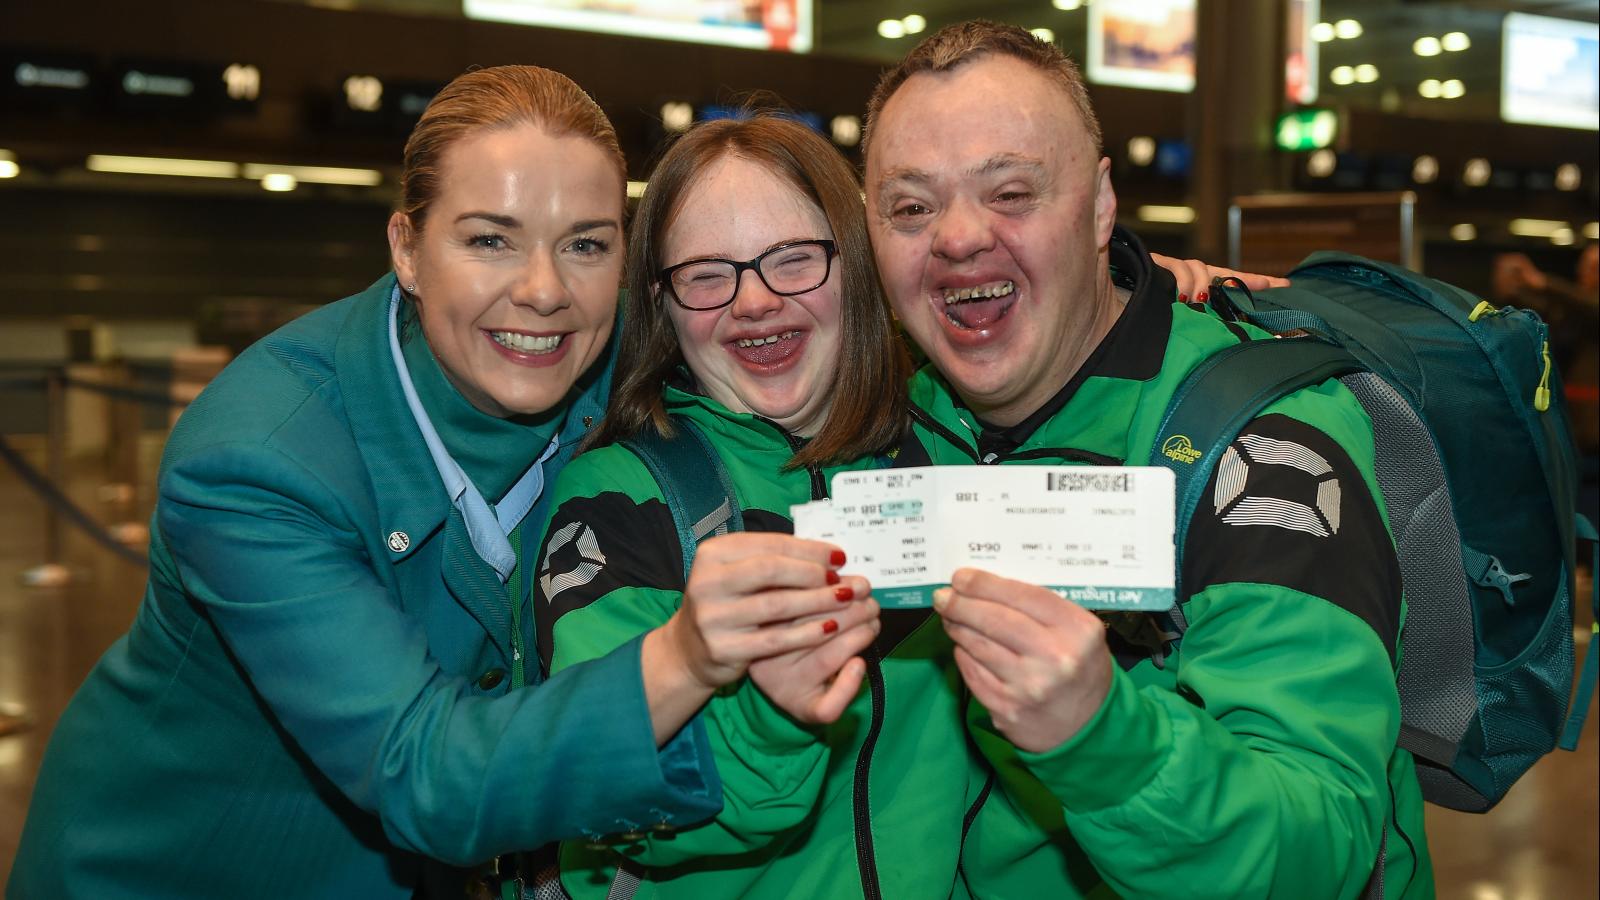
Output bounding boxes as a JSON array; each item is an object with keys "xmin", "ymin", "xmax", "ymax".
[{"xmin": 656, "ymin": 239, "xmax": 839, "ymax": 311}]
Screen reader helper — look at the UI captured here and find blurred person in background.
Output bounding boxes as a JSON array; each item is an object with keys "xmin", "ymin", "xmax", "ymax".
[{"xmin": 1492, "ymin": 244, "xmax": 1599, "ymax": 457}]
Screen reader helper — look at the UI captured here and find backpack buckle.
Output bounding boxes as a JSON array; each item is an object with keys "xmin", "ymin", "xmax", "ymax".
[{"xmin": 1471, "ymin": 553, "xmax": 1532, "ymax": 606}]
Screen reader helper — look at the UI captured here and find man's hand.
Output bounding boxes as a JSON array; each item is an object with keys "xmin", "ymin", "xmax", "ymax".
[
  {"xmin": 935, "ymin": 567, "xmax": 1113, "ymax": 753},
  {"xmin": 1152, "ymin": 253, "xmax": 1291, "ymax": 301}
]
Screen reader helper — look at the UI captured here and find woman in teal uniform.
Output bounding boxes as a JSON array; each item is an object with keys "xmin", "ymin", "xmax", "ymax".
[{"xmin": 9, "ymin": 66, "xmax": 861, "ymax": 899}]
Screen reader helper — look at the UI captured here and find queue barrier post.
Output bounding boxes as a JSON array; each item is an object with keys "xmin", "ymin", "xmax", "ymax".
[{"xmin": 20, "ymin": 369, "xmax": 73, "ymax": 588}]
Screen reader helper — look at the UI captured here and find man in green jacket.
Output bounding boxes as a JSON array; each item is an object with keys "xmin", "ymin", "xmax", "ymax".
[{"xmin": 862, "ymin": 21, "xmax": 1434, "ymax": 899}]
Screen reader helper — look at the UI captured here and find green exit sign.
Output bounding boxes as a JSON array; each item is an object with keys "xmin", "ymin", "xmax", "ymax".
[{"xmin": 1276, "ymin": 109, "xmax": 1339, "ymax": 151}]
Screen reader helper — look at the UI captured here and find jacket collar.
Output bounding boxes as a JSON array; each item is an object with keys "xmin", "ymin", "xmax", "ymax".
[{"xmin": 335, "ymin": 273, "xmax": 453, "ymax": 559}]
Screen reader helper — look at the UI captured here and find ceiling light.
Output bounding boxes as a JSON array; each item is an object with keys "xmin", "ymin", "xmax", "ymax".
[
  {"xmin": 1138, "ymin": 205, "xmax": 1196, "ymax": 224},
  {"xmin": 1355, "ymin": 64, "xmax": 1379, "ymax": 83},
  {"xmin": 86, "ymin": 155, "xmax": 240, "ymax": 179},
  {"xmin": 627, "ymin": 181, "xmax": 647, "ymax": 199},
  {"xmin": 1334, "ymin": 19, "xmax": 1363, "ymax": 40},
  {"xmin": 240, "ymin": 163, "xmax": 381, "ymax": 186},
  {"xmin": 660, "ymin": 101, "xmax": 693, "ymax": 132},
  {"xmin": 1412, "ymin": 155, "xmax": 1439, "ymax": 184},
  {"xmin": 222, "ymin": 63, "xmax": 261, "ymax": 102},
  {"xmin": 1509, "ymin": 218, "xmax": 1568, "ymax": 237},
  {"xmin": 1308, "ymin": 149, "xmax": 1337, "ymax": 178},
  {"xmin": 1419, "ymin": 79, "xmax": 1442, "ymax": 99},
  {"xmin": 1555, "ymin": 163, "xmax": 1581, "ymax": 191},
  {"xmin": 1128, "ymin": 135, "xmax": 1157, "ymax": 166},
  {"xmin": 1052, "ymin": 0, "xmax": 1084, "ymax": 9},
  {"xmin": 1582, "ymin": 221, "xmax": 1598, "ymax": 239},
  {"xmin": 1330, "ymin": 66, "xmax": 1355, "ymax": 86},
  {"xmin": 0, "ymin": 160, "xmax": 18, "ymax": 179},
  {"xmin": 831, "ymin": 114, "xmax": 862, "ymax": 147},
  {"xmin": 878, "ymin": 18, "xmax": 906, "ymax": 39},
  {"xmin": 260, "ymin": 173, "xmax": 297, "ymax": 192},
  {"xmin": 1312, "ymin": 22, "xmax": 1336, "ymax": 42},
  {"xmin": 1440, "ymin": 79, "xmax": 1464, "ymax": 99},
  {"xmin": 1441, "ymin": 32, "xmax": 1471, "ymax": 52},
  {"xmin": 1413, "ymin": 36, "xmax": 1441, "ymax": 57},
  {"xmin": 343, "ymin": 75, "xmax": 383, "ymax": 113},
  {"xmin": 1030, "ymin": 27, "xmax": 1056, "ymax": 44},
  {"xmin": 1450, "ymin": 223, "xmax": 1476, "ymax": 241},
  {"xmin": 1463, "ymin": 158, "xmax": 1491, "ymax": 186},
  {"xmin": 1550, "ymin": 228, "xmax": 1575, "ymax": 246},
  {"xmin": 902, "ymin": 14, "xmax": 926, "ymax": 34}
]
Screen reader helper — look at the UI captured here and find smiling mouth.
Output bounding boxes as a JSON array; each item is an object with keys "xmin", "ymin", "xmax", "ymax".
[
  {"xmin": 729, "ymin": 330, "xmax": 805, "ymax": 367},
  {"xmin": 940, "ymin": 280, "xmax": 1017, "ymax": 330},
  {"xmin": 490, "ymin": 330, "xmax": 564, "ymax": 354}
]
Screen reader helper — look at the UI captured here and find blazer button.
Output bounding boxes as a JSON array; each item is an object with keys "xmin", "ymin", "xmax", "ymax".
[{"xmin": 477, "ymin": 668, "xmax": 507, "ymax": 690}]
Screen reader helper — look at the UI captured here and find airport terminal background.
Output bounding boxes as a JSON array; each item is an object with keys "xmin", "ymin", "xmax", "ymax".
[{"xmin": 1, "ymin": 0, "xmax": 1596, "ymax": 895}]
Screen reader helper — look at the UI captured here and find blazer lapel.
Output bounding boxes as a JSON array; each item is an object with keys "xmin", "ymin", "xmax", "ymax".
[
  {"xmin": 439, "ymin": 507, "xmax": 513, "ymax": 661},
  {"xmin": 336, "ymin": 276, "xmax": 513, "ymax": 651}
]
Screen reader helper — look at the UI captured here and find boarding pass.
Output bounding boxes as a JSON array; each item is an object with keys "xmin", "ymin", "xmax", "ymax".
[{"xmin": 791, "ymin": 466, "xmax": 1175, "ymax": 611}]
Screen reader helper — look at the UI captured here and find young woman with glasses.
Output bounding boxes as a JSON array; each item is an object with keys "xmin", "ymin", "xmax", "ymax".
[{"xmin": 532, "ymin": 114, "xmax": 981, "ymax": 900}]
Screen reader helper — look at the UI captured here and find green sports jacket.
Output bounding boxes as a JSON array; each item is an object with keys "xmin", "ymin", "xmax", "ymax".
[
  {"xmin": 903, "ymin": 230, "xmax": 1434, "ymax": 900},
  {"xmin": 536, "ymin": 385, "xmax": 987, "ymax": 899}
]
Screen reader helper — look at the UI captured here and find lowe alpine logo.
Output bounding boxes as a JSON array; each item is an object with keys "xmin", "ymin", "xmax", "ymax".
[{"xmin": 1161, "ymin": 435, "xmax": 1202, "ymax": 465}]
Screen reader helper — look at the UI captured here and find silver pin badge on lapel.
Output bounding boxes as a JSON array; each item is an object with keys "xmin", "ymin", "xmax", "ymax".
[{"xmin": 387, "ymin": 531, "xmax": 411, "ymax": 553}]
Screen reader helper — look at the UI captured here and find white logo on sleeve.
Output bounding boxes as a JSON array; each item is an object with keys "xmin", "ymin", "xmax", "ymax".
[
  {"xmin": 1214, "ymin": 433, "xmax": 1341, "ymax": 537},
  {"xmin": 538, "ymin": 522, "xmax": 608, "ymax": 602}
]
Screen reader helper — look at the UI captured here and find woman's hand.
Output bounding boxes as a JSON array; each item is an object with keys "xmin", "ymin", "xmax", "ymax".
[
  {"xmin": 748, "ymin": 591, "xmax": 880, "ymax": 725},
  {"xmin": 640, "ymin": 533, "xmax": 875, "ymax": 743},
  {"xmin": 1151, "ymin": 253, "xmax": 1290, "ymax": 302}
]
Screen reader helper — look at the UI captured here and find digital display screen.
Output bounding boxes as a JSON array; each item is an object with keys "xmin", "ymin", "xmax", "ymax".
[
  {"xmin": 1501, "ymin": 12, "xmax": 1598, "ymax": 130},
  {"xmin": 1087, "ymin": 0, "xmax": 1196, "ymax": 93},
  {"xmin": 463, "ymin": 0, "xmax": 813, "ymax": 53}
]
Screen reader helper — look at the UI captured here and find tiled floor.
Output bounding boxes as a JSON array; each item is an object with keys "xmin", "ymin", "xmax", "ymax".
[{"xmin": 1, "ymin": 434, "xmax": 1595, "ymax": 896}]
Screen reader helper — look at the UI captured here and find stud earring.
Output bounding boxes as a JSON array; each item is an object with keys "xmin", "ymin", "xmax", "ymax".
[{"xmin": 407, "ymin": 283, "xmax": 417, "ymax": 293}]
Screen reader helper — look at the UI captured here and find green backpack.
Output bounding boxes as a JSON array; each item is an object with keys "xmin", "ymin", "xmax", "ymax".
[{"xmin": 1151, "ymin": 251, "xmax": 1597, "ymax": 813}]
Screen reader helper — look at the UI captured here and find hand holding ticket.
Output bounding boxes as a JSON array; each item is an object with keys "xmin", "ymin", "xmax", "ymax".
[{"xmin": 791, "ymin": 466, "xmax": 1175, "ymax": 611}]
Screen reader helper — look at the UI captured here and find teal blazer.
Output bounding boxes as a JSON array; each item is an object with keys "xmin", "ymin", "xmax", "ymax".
[{"xmin": 10, "ymin": 275, "xmax": 720, "ymax": 898}]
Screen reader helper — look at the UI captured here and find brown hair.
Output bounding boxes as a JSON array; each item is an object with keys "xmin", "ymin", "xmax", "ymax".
[
  {"xmin": 398, "ymin": 65, "xmax": 625, "ymax": 235},
  {"xmin": 590, "ymin": 114, "xmax": 912, "ymax": 469},
  {"xmin": 863, "ymin": 20, "xmax": 1101, "ymax": 158}
]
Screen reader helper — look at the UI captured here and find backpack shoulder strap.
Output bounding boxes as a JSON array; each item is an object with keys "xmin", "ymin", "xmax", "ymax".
[
  {"xmin": 620, "ymin": 418, "xmax": 744, "ymax": 579},
  {"xmin": 1149, "ymin": 335, "xmax": 1365, "ymax": 631}
]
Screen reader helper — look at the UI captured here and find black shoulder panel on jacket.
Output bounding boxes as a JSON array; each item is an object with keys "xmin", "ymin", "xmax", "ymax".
[
  {"xmin": 536, "ymin": 492, "xmax": 682, "ymax": 672},
  {"xmin": 1181, "ymin": 413, "xmax": 1401, "ymax": 660}
]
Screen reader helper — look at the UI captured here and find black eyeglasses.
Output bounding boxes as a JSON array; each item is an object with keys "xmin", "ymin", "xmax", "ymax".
[{"xmin": 658, "ymin": 239, "xmax": 838, "ymax": 311}]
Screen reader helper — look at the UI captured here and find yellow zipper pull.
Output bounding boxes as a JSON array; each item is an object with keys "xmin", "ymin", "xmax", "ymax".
[
  {"xmin": 1468, "ymin": 300, "xmax": 1497, "ymax": 322},
  {"xmin": 1535, "ymin": 341, "xmax": 1552, "ymax": 412}
]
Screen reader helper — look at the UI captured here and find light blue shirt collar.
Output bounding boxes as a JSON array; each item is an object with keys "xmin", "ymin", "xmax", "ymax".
[{"xmin": 387, "ymin": 288, "xmax": 557, "ymax": 582}]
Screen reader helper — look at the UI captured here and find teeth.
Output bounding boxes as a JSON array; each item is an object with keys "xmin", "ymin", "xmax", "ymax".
[
  {"xmin": 942, "ymin": 281, "xmax": 1015, "ymax": 304},
  {"xmin": 492, "ymin": 331, "xmax": 564, "ymax": 353},
  {"xmin": 736, "ymin": 330, "xmax": 799, "ymax": 348}
]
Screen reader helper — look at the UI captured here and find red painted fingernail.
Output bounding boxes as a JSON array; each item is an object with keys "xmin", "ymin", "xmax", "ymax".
[
  {"xmin": 835, "ymin": 586, "xmax": 854, "ymax": 602},
  {"xmin": 822, "ymin": 619, "xmax": 839, "ymax": 634},
  {"xmin": 1178, "ymin": 292, "xmax": 1189, "ymax": 302},
  {"xmin": 1197, "ymin": 290, "xmax": 1209, "ymax": 302},
  {"xmin": 830, "ymin": 550, "xmax": 847, "ymax": 567},
  {"xmin": 826, "ymin": 569, "xmax": 840, "ymax": 586}
]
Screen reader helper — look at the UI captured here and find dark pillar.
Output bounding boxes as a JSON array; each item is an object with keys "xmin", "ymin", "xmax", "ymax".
[{"xmin": 1189, "ymin": 0, "xmax": 1288, "ymax": 261}]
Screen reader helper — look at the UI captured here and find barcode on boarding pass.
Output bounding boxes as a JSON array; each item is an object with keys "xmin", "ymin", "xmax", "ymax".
[{"xmin": 1047, "ymin": 471, "xmax": 1133, "ymax": 492}]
